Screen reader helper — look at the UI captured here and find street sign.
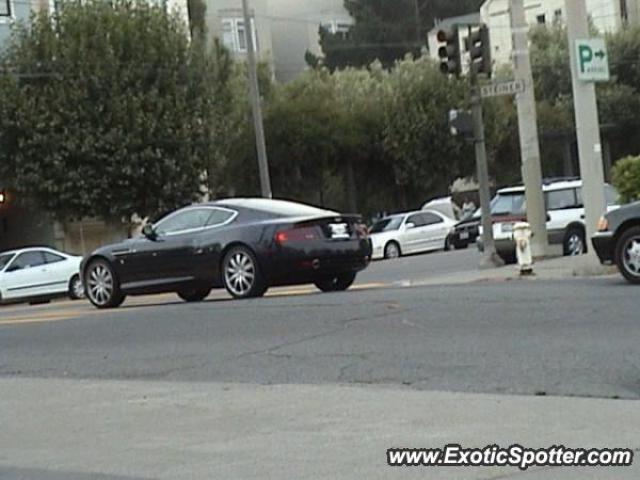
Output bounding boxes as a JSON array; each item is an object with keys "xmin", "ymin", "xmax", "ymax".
[
  {"xmin": 575, "ymin": 38, "xmax": 610, "ymax": 82},
  {"xmin": 480, "ymin": 79, "xmax": 525, "ymax": 99}
]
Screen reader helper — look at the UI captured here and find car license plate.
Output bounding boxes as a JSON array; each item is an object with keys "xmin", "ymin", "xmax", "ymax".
[
  {"xmin": 459, "ymin": 231, "xmax": 469, "ymax": 240},
  {"xmin": 329, "ymin": 223, "xmax": 350, "ymax": 239},
  {"xmin": 501, "ymin": 223, "xmax": 514, "ymax": 233}
]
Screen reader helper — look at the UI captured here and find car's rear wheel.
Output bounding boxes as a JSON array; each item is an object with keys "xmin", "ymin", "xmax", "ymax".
[
  {"xmin": 222, "ymin": 246, "xmax": 267, "ymax": 299},
  {"xmin": 85, "ymin": 259, "xmax": 125, "ymax": 309},
  {"xmin": 68, "ymin": 274, "xmax": 85, "ymax": 300},
  {"xmin": 615, "ymin": 226, "xmax": 640, "ymax": 284},
  {"xmin": 177, "ymin": 285, "xmax": 211, "ymax": 302},
  {"xmin": 384, "ymin": 241, "xmax": 401, "ymax": 259},
  {"xmin": 563, "ymin": 227, "xmax": 586, "ymax": 256},
  {"xmin": 314, "ymin": 272, "xmax": 357, "ymax": 292}
]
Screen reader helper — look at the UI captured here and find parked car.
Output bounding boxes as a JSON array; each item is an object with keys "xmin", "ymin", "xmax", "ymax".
[
  {"xmin": 421, "ymin": 196, "xmax": 460, "ymax": 221},
  {"xmin": 0, "ymin": 247, "xmax": 83, "ymax": 305},
  {"xmin": 369, "ymin": 209, "xmax": 457, "ymax": 260},
  {"xmin": 81, "ymin": 199, "xmax": 372, "ymax": 309},
  {"xmin": 592, "ymin": 201, "xmax": 640, "ymax": 284},
  {"xmin": 476, "ymin": 178, "xmax": 619, "ymax": 262},
  {"xmin": 450, "ymin": 210, "xmax": 481, "ymax": 249}
]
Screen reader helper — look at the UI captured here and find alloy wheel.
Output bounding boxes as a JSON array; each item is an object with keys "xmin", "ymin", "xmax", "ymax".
[
  {"xmin": 567, "ymin": 233, "xmax": 585, "ymax": 256},
  {"xmin": 385, "ymin": 242, "xmax": 400, "ymax": 259},
  {"xmin": 622, "ymin": 238, "xmax": 640, "ymax": 277},
  {"xmin": 224, "ymin": 251, "xmax": 256, "ymax": 297},
  {"xmin": 87, "ymin": 264, "xmax": 115, "ymax": 306},
  {"xmin": 71, "ymin": 276, "xmax": 85, "ymax": 299}
]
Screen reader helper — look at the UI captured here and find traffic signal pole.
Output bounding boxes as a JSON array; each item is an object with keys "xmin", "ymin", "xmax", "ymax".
[
  {"xmin": 470, "ymin": 66, "xmax": 503, "ymax": 268},
  {"xmin": 510, "ymin": 0, "xmax": 549, "ymax": 258}
]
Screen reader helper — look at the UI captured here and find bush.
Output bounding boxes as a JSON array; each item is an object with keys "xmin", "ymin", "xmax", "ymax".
[{"xmin": 612, "ymin": 155, "xmax": 640, "ymax": 203}]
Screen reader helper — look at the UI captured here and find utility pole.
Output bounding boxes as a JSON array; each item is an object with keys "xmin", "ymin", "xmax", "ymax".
[
  {"xmin": 242, "ymin": 0, "xmax": 272, "ymax": 198},
  {"xmin": 510, "ymin": 0, "xmax": 549, "ymax": 258},
  {"xmin": 470, "ymin": 75, "xmax": 503, "ymax": 268},
  {"xmin": 565, "ymin": 0, "xmax": 607, "ymax": 264}
]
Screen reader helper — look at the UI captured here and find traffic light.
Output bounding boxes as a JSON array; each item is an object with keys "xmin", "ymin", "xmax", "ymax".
[
  {"xmin": 467, "ymin": 24, "xmax": 492, "ymax": 77},
  {"xmin": 448, "ymin": 109, "xmax": 473, "ymax": 138},
  {"xmin": 0, "ymin": 191, "xmax": 5, "ymax": 205},
  {"xmin": 437, "ymin": 26, "xmax": 461, "ymax": 76}
]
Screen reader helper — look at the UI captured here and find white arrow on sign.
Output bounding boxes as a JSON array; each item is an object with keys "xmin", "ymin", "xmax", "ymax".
[{"xmin": 480, "ymin": 79, "xmax": 525, "ymax": 99}]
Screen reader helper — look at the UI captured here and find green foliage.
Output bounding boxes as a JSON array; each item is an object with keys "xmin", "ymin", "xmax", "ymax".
[
  {"xmin": 612, "ymin": 155, "xmax": 640, "ymax": 203},
  {"xmin": 0, "ymin": 0, "xmax": 229, "ymax": 222}
]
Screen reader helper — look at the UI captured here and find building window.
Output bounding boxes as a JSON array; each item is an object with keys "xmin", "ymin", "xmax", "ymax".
[
  {"xmin": 321, "ymin": 20, "xmax": 352, "ymax": 37},
  {"xmin": 553, "ymin": 9, "xmax": 562, "ymax": 24},
  {"xmin": 1, "ymin": 0, "xmax": 12, "ymax": 18},
  {"xmin": 536, "ymin": 14, "xmax": 546, "ymax": 24},
  {"xmin": 221, "ymin": 17, "xmax": 258, "ymax": 54}
]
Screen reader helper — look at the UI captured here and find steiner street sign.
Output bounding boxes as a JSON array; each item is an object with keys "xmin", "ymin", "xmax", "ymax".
[
  {"xmin": 480, "ymin": 79, "xmax": 525, "ymax": 99},
  {"xmin": 575, "ymin": 38, "xmax": 610, "ymax": 82}
]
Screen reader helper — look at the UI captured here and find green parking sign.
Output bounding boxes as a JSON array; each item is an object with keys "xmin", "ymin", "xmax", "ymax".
[{"xmin": 576, "ymin": 38, "xmax": 610, "ymax": 82}]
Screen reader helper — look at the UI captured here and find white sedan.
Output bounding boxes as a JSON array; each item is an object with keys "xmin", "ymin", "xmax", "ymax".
[
  {"xmin": 0, "ymin": 247, "xmax": 84, "ymax": 304},
  {"xmin": 369, "ymin": 210, "xmax": 457, "ymax": 260}
]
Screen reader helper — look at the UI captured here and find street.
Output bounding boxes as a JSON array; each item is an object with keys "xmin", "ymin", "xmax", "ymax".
[{"xmin": 0, "ymin": 249, "xmax": 637, "ymax": 399}]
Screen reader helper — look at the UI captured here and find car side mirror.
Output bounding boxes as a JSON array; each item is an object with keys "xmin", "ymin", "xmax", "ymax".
[
  {"xmin": 142, "ymin": 224, "xmax": 158, "ymax": 241},
  {"xmin": 405, "ymin": 222, "xmax": 415, "ymax": 230}
]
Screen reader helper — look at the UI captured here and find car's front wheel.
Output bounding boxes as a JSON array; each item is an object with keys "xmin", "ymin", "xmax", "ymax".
[
  {"xmin": 564, "ymin": 227, "xmax": 586, "ymax": 256},
  {"xmin": 84, "ymin": 259, "xmax": 126, "ymax": 309},
  {"xmin": 222, "ymin": 246, "xmax": 268, "ymax": 299},
  {"xmin": 314, "ymin": 272, "xmax": 357, "ymax": 292},
  {"xmin": 68, "ymin": 274, "xmax": 85, "ymax": 300},
  {"xmin": 615, "ymin": 226, "xmax": 640, "ymax": 285},
  {"xmin": 384, "ymin": 241, "xmax": 401, "ymax": 259},
  {"xmin": 177, "ymin": 285, "xmax": 211, "ymax": 302}
]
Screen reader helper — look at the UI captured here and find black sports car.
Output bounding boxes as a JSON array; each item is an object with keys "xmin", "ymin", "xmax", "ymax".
[
  {"xmin": 82, "ymin": 199, "xmax": 372, "ymax": 308},
  {"xmin": 592, "ymin": 201, "xmax": 640, "ymax": 284}
]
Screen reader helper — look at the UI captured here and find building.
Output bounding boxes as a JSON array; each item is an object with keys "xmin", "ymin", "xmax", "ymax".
[
  {"xmin": 480, "ymin": 0, "xmax": 640, "ymax": 66},
  {"xmin": 205, "ymin": 0, "xmax": 352, "ymax": 82}
]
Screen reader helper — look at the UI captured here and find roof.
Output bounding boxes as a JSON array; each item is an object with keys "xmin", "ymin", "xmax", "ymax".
[
  {"xmin": 497, "ymin": 178, "xmax": 584, "ymax": 194},
  {"xmin": 429, "ymin": 12, "xmax": 482, "ymax": 34}
]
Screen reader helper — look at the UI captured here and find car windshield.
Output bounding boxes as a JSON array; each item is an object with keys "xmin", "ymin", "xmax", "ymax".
[
  {"xmin": 0, "ymin": 252, "xmax": 15, "ymax": 271},
  {"xmin": 370, "ymin": 216, "xmax": 404, "ymax": 233},
  {"xmin": 491, "ymin": 192, "xmax": 526, "ymax": 216}
]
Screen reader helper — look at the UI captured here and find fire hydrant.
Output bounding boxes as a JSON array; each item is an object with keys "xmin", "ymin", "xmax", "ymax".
[{"xmin": 513, "ymin": 222, "xmax": 533, "ymax": 275}]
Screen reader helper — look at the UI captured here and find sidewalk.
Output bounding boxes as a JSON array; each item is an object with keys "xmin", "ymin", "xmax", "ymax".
[
  {"xmin": 402, "ymin": 254, "xmax": 619, "ymax": 288},
  {"xmin": 1, "ymin": 378, "xmax": 638, "ymax": 480}
]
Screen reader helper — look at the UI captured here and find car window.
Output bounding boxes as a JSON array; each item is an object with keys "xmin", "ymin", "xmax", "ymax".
[
  {"xmin": 546, "ymin": 189, "xmax": 577, "ymax": 210},
  {"xmin": 422, "ymin": 212, "xmax": 443, "ymax": 225},
  {"xmin": 155, "ymin": 208, "xmax": 214, "ymax": 235},
  {"xmin": 407, "ymin": 214, "xmax": 425, "ymax": 227},
  {"xmin": 7, "ymin": 251, "xmax": 46, "ymax": 272},
  {"xmin": 205, "ymin": 208, "xmax": 236, "ymax": 227},
  {"xmin": 576, "ymin": 186, "xmax": 620, "ymax": 207},
  {"xmin": 43, "ymin": 251, "xmax": 65, "ymax": 264},
  {"xmin": 0, "ymin": 253, "xmax": 15, "ymax": 271},
  {"xmin": 370, "ymin": 216, "xmax": 403, "ymax": 233},
  {"xmin": 491, "ymin": 193, "xmax": 526, "ymax": 216}
]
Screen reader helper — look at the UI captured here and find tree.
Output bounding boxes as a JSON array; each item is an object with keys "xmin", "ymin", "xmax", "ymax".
[
  {"xmin": 0, "ymin": 0, "xmax": 226, "ymax": 223},
  {"xmin": 187, "ymin": 0, "xmax": 207, "ymax": 41},
  {"xmin": 382, "ymin": 55, "xmax": 471, "ymax": 208},
  {"xmin": 310, "ymin": 0, "xmax": 484, "ymax": 70},
  {"xmin": 612, "ymin": 155, "xmax": 640, "ymax": 203}
]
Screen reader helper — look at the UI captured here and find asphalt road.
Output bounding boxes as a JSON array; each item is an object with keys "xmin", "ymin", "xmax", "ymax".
[{"xmin": 1, "ymin": 248, "xmax": 638, "ymax": 400}]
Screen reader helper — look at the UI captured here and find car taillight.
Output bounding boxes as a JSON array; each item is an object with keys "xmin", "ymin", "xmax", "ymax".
[{"xmin": 275, "ymin": 226, "xmax": 321, "ymax": 244}]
